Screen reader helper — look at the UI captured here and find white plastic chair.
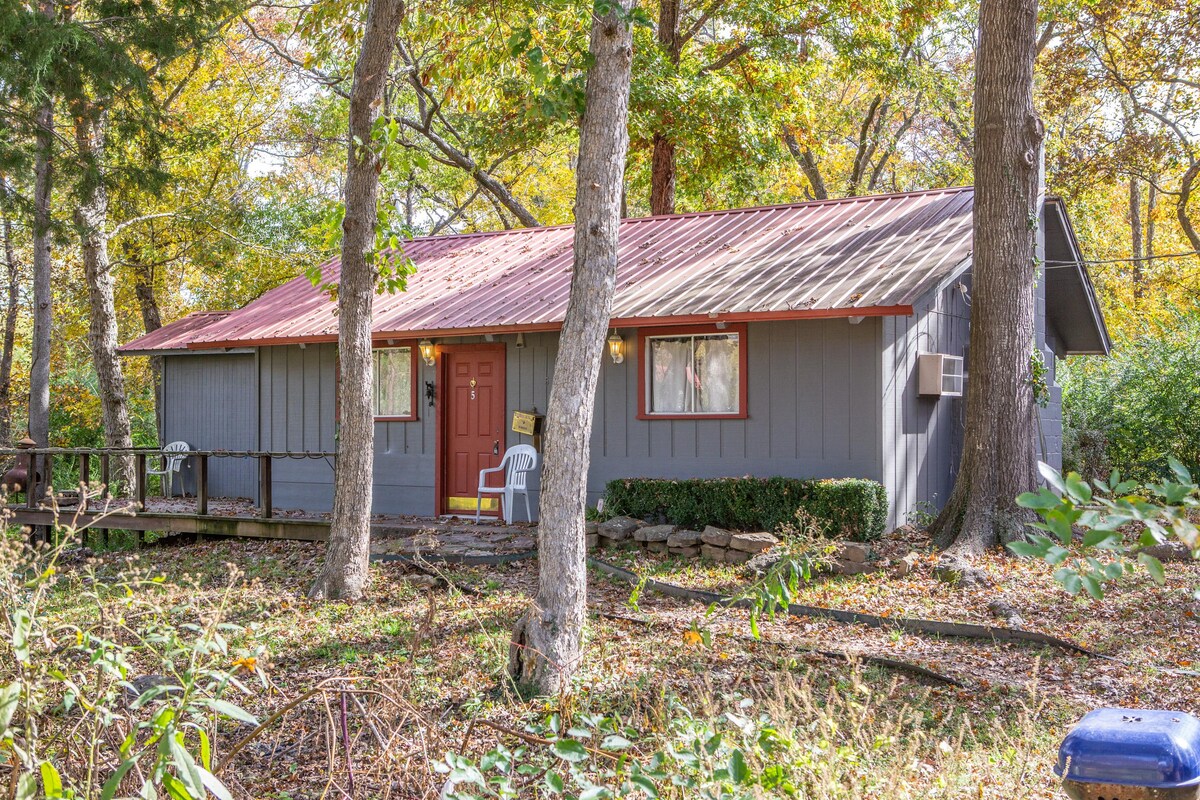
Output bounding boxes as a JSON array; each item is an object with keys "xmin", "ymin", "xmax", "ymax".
[
  {"xmin": 476, "ymin": 444, "xmax": 538, "ymax": 524},
  {"xmin": 145, "ymin": 441, "xmax": 190, "ymax": 497}
]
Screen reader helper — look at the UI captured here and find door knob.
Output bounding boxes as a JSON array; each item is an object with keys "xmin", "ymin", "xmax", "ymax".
[{"xmin": 493, "ymin": 440, "xmax": 500, "ymax": 455}]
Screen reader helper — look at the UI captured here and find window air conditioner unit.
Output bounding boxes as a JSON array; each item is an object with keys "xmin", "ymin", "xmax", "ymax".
[{"xmin": 918, "ymin": 353, "xmax": 964, "ymax": 397}]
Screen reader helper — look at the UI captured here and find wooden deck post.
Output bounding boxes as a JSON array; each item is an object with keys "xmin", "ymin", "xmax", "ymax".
[
  {"xmin": 79, "ymin": 454, "xmax": 90, "ymax": 511},
  {"xmin": 100, "ymin": 455, "xmax": 111, "ymax": 499},
  {"xmin": 24, "ymin": 453, "xmax": 37, "ymax": 510},
  {"xmin": 258, "ymin": 455, "xmax": 272, "ymax": 519},
  {"xmin": 135, "ymin": 452, "xmax": 147, "ymax": 511},
  {"xmin": 197, "ymin": 454, "xmax": 209, "ymax": 516}
]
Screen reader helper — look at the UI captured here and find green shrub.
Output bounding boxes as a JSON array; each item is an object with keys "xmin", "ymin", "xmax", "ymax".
[
  {"xmin": 603, "ymin": 476, "xmax": 889, "ymax": 541},
  {"xmin": 1062, "ymin": 309, "xmax": 1200, "ymax": 483}
]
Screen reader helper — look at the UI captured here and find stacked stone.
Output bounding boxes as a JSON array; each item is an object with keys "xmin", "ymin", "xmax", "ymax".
[{"xmin": 591, "ymin": 516, "xmax": 778, "ymax": 563}]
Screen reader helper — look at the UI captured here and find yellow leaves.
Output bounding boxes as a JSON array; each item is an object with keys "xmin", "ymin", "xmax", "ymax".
[
  {"xmin": 231, "ymin": 656, "xmax": 257, "ymax": 673},
  {"xmin": 682, "ymin": 630, "xmax": 704, "ymax": 647}
]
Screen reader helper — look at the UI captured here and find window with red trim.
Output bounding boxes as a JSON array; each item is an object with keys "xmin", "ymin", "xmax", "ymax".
[
  {"xmin": 372, "ymin": 345, "xmax": 418, "ymax": 421},
  {"xmin": 638, "ymin": 325, "xmax": 748, "ymax": 419}
]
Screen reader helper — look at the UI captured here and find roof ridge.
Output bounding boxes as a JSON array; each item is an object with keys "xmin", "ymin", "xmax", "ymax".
[{"xmin": 395, "ymin": 186, "xmax": 975, "ymax": 246}]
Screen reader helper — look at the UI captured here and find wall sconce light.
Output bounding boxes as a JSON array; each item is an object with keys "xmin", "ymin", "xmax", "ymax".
[
  {"xmin": 418, "ymin": 338, "xmax": 436, "ymax": 367},
  {"xmin": 607, "ymin": 331, "xmax": 625, "ymax": 365},
  {"xmin": 515, "ymin": 332, "xmax": 526, "ymax": 349}
]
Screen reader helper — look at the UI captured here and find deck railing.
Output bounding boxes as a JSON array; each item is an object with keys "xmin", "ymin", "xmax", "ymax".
[{"xmin": 0, "ymin": 447, "xmax": 338, "ymax": 521}]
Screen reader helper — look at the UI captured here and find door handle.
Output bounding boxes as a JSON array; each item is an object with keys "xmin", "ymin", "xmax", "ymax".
[{"xmin": 493, "ymin": 440, "xmax": 500, "ymax": 456}]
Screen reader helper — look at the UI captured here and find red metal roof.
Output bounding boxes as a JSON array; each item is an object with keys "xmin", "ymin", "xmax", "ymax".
[
  {"xmin": 120, "ymin": 312, "xmax": 233, "ymax": 354},
  {"xmin": 122, "ymin": 188, "xmax": 977, "ymax": 352}
]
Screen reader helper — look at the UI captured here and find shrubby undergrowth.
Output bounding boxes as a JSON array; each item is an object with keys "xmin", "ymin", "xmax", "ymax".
[
  {"xmin": 441, "ymin": 672, "xmax": 1056, "ymax": 799},
  {"xmin": 1062, "ymin": 309, "xmax": 1200, "ymax": 482},
  {"xmin": 0, "ymin": 501, "xmax": 264, "ymax": 799}
]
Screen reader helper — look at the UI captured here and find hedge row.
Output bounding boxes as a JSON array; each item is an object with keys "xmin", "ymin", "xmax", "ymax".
[{"xmin": 603, "ymin": 476, "xmax": 889, "ymax": 541}]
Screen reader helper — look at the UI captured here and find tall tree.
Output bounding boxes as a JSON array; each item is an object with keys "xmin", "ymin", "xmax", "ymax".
[
  {"xmin": 0, "ymin": 176, "xmax": 20, "ymax": 445},
  {"xmin": 70, "ymin": 99, "xmax": 134, "ymax": 485},
  {"xmin": 929, "ymin": 0, "xmax": 1044, "ymax": 554},
  {"xmin": 28, "ymin": 0, "xmax": 56, "ymax": 448},
  {"xmin": 508, "ymin": 0, "xmax": 635, "ymax": 694},
  {"xmin": 309, "ymin": 0, "xmax": 407, "ymax": 600},
  {"xmin": 649, "ymin": 0, "xmax": 681, "ymax": 215}
]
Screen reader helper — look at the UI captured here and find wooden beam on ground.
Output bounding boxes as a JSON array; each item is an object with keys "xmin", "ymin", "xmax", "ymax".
[{"xmin": 7, "ymin": 508, "xmax": 330, "ymax": 542}]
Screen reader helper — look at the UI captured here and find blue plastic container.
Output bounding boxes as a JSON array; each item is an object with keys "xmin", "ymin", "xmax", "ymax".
[{"xmin": 1056, "ymin": 708, "xmax": 1200, "ymax": 800}]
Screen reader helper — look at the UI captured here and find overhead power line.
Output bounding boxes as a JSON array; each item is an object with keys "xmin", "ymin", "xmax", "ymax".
[{"xmin": 1046, "ymin": 250, "xmax": 1200, "ymax": 268}]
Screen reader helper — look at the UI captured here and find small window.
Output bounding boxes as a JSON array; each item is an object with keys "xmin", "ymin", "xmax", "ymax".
[
  {"xmin": 641, "ymin": 327, "xmax": 746, "ymax": 418},
  {"xmin": 373, "ymin": 347, "xmax": 415, "ymax": 419}
]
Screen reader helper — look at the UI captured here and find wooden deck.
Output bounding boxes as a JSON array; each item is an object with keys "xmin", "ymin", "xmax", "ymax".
[
  {"xmin": 8, "ymin": 495, "xmax": 536, "ymax": 554},
  {"xmin": 2, "ymin": 446, "xmax": 535, "ymax": 553}
]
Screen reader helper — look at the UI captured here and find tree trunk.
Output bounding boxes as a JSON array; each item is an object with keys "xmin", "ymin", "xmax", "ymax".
[
  {"xmin": 29, "ymin": 86, "xmax": 53, "ymax": 448},
  {"xmin": 130, "ymin": 253, "xmax": 164, "ymax": 442},
  {"xmin": 928, "ymin": 0, "xmax": 1044, "ymax": 556},
  {"xmin": 309, "ymin": 0, "xmax": 406, "ymax": 601},
  {"xmin": 0, "ymin": 178, "xmax": 20, "ymax": 445},
  {"xmin": 1147, "ymin": 178, "xmax": 1157, "ymax": 258},
  {"xmin": 649, "ymin": 0, "xmax": 680, "ymax": 216},
  {"xmin": 783, "ymin": 131, "xmax": 828, "ymax": 200},
  {"xmin": 649, "ymin": 134, "xmax": 676, "ymax": 216},
  {"xmin": 72, "ymin": 103, "xmax": 135, "ymax": 490},
  {"xmin": 1177, "ymin": 162, "xmax": 1200, "ymax": 254},
  {"xmin": 1129, "ymin": 175, "xmax": 1144, "ymax": 298},
  {"xmin": 508, "ymin": 0, "xmax": 634, "ymax": 695}
]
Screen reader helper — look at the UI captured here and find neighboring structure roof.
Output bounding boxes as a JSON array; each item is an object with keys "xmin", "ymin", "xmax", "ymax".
[
  {"xmin": 1044, "ymin": 199, "xmax": 1112, "ymax": 355},
  {"xmin": 118, "ymin": 187, "xmax": 1109, "ymax": 355},
  {"xmin": 120, "ymin": 312, "xmax": 233, "ymax": 355}
]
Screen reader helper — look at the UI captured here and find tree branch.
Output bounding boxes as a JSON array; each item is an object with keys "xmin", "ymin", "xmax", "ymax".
[{"xmin": 697, "ymin": 41, "xmax": 751, "ymax": 76}]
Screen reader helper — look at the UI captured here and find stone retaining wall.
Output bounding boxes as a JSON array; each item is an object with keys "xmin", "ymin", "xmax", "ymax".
[
  {"xmin": 588, "ymin": 516, "xmax": 779, "ymax": 564},
  {"xmin": 588, "ymin": 515, "xmax": 919, "ymax": 577}
]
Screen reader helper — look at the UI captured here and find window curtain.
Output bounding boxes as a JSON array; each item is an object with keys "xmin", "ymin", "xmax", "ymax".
[
  {"xmin": 696, "ymin": 334, "xmax": 739, "ymax": 413},
  {"xmin": 650, "ymin": 337, "xmax": 692, "ymax": 413},
  {"xmin": 373, "ymin": 348, "xmax": 412, "ymax": 416}
]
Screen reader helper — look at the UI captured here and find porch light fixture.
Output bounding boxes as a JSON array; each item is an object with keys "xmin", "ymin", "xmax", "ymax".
[
  {"xmin": 418, "ymin": 338, "xmax": 436, "ymax": 367},
  {"xmin": 607, "ymin": 331, "xmax": 625, "ymax": 365}
]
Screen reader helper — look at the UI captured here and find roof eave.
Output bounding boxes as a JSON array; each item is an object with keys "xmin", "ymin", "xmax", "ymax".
[
  {"xmin": 184, "ymin": 305, "xmax": 917, "ymax": 350},
  {"xmin": 1045, "ymin": 199, "xmax": 1113, "ymax": 356}
]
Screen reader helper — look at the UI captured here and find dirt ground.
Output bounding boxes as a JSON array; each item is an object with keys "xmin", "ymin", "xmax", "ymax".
[{"xmin": 42, "ymin": 526, "xmax": 1200, "ymax": 798}]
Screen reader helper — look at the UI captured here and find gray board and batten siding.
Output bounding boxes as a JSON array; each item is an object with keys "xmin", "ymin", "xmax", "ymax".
[
  {"xmin": 881, "ymin": 272, "xmax": 971, "ymax": 530},
  {"xmin": 161, "ymin": 317, "xmax": 889, "ymax": 518},
  {"xmin": 161, "ymin": 353, "xmax": 259, "ymax": 498}
]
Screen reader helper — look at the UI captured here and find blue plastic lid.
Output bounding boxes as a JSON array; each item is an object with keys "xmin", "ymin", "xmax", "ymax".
[{"xmin": 1056, "ymin": 708, "xmax": 1200, "ymax": 789}]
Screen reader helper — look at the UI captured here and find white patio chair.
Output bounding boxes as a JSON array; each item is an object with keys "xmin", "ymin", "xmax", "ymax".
[
  {"xmin": 476, "ymin": 444, "xmax": 538, "ymax": 525},
  {"xmin": 145, "ymin": 441, "xmax": 190, "ymax": 497}
]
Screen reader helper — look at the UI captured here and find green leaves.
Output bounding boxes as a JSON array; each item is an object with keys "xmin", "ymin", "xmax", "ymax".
[
  {"xmin": 11, "ymin": 608, "xmax": 32, "ymax": 664},
  {"xmin": 194, "ymin": 697, "xmax": 258, "ymax": 726},
  {"xmin": 1010, "ymin": 461, "xmax": 1199, "ymax": 599},
  {"xmin": 0, "ymin": 682, "xmax": 21, "ymax": 735},
  {"xmin": 552, "ymin": 738, "xmax": 589, "ymax": 763}
]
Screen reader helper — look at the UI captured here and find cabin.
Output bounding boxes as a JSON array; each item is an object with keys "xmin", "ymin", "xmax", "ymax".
[{"xmin": 119, "ymin": 188, "xmax": 1110, "ymax": 529}]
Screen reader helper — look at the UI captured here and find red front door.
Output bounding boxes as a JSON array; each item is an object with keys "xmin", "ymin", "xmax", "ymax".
[{"xmin": 439, "ymin": 345, "xmax": 506, "ymax": 515}]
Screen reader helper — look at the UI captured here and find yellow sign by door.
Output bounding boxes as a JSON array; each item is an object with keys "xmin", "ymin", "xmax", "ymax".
[{"xmin": 512, "ymin": 411, "xmax": 537, "ymax": 436}]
